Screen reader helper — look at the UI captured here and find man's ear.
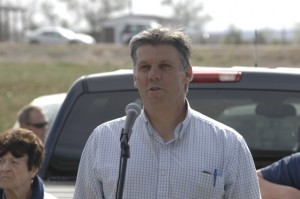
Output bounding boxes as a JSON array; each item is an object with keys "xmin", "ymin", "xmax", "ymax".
[
  {"xmin": 185, "ymin": 66, "xmax": 193, "ymax": 82},
  {"xmin": 133, "ymin": 75, "xmax": 138, "ymax": 88}
]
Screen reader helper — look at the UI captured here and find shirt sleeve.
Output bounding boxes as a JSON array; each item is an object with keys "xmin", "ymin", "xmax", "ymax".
[
  {"xmin": 225, "ymin": 134, "xmax": 262, "ymax": 199},
  {"xmin": 260, "ymin": 152, "xmax": 300, "ymax": 189},
  {"xmin": 73, "ymin": 130, "xmax": 104, "ymax": 199}
]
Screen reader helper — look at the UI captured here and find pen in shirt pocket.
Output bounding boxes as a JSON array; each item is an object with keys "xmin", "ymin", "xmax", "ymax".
[
  {"xmin": 213, "ymin": 169, "xmax": 217, "ymax": 187},
  {"xmin": 202, "ymin": 169, "xmax": 217, "ymax": 187}
]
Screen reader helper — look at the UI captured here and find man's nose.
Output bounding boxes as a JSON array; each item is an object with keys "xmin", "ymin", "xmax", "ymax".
[{"xmin": 148, "ymin": 67, "xmax": 161, "ymax": 80}]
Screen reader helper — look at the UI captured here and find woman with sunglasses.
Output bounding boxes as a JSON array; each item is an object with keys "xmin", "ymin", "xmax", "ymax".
[{"xmin": 0, "ymin": 128, "xmax": 57, "ymax": 199}]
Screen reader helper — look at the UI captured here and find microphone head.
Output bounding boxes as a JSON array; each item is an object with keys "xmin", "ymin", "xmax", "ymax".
[{"xmin": 125, "ymin": 101, "xmax": 142, "ymax": 116}]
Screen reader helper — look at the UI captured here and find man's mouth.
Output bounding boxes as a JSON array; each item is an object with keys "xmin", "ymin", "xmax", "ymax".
[{"xmin": 150, "ymin": 87, "xmax": 160, "ymax": 91}]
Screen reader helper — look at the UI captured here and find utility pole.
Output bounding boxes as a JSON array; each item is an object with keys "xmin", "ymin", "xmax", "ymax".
[{"xmin": 0, "ymin": 0, "xmax": 2, "ymax": 41}]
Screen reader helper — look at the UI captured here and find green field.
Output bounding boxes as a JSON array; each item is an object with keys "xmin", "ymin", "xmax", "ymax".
[{"xmin": 1, "ymin": 43, "xmax": 300, "ymax": 132}]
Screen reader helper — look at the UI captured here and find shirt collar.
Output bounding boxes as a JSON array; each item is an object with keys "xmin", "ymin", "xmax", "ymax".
[
  {"xmin": 30, "ymin": 176, "xmax": 44, "ymax": 199},
  {"xmin": 140, "ymin": 100, "xmax": 192, "ymax": 141}
]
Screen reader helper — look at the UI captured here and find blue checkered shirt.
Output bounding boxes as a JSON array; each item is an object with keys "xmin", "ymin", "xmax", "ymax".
[{"xmin": 74, "ymin": 105, "xmax": 261, "ymax": 199}]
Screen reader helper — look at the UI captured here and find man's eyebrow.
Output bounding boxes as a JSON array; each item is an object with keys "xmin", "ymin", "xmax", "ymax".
[{"xmin": 137, "ymin": 60, "xmax": 148, "ymax": 64}]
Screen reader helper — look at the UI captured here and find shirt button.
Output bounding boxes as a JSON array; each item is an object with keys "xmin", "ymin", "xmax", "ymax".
[{"xmin": 160, "ymin": 170, "xmax": 166, "ymax": 176}]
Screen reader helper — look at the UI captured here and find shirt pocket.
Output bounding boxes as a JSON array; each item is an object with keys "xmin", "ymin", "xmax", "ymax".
[
  {"xmin": 172, "ymin": 169, "xmax": 225, "ymax": 199},
  {"xmin": 200, "ymin": 171, "xmax": 225, "ymax": 199}
]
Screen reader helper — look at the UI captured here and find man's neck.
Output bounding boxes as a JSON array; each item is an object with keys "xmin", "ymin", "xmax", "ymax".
[{"xmin": 145, "ymin": 101, "xmax": 187, "ymax": 141}]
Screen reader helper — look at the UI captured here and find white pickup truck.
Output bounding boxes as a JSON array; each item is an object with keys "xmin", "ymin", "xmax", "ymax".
[{"xmin": 39, "ymin": 67, "xmax": 300, "ymax": 198}]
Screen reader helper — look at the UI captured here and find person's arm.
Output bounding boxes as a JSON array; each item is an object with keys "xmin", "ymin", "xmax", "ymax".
[
  {"xmin": 225, "ymin": 135, "xmax": 261, "ymax": 199},
  {"xmin": 74, "ymin": 130, "xmax": 104, "ymax": 199},
  {"xmin": 257, "ymin": 170, "xmax": 300, "ymax": 199}
]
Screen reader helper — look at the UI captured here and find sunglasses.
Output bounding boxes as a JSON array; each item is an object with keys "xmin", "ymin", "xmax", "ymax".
[{"xmin": 29, "ymin": 122, "xmax": 48, "ymax": 129}]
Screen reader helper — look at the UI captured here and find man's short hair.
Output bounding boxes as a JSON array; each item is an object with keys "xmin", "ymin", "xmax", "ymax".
[{"xmin": 18, "ymin": 105, "xmax": 42, "ymax": 125}]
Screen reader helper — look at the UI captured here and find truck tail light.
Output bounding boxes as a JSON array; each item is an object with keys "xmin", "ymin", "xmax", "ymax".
[{"xmin": 192, "ymin": 71, "xmax": 242, "ymax": 83}]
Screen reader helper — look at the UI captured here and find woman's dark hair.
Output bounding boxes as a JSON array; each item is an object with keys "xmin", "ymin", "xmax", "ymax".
[{"xmin": 0, "ymin": 128, "xmax": 44, "ymax": 171}]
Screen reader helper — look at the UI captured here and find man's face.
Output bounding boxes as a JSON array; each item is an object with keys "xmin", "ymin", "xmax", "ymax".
[
  {"xmin": 22, "ymin": 109, "xmax": 47, "ymax": 142},
  {"xmin": 133, "ymin": 44, "xmax": 192, "ymax": 108}
]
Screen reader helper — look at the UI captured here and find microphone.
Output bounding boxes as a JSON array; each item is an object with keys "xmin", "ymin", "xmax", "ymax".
[
  {"xmin": 122, "ymin": 101, "xmax": 142, "ymax": 141},
  {"xmin": 117, "ymin": 101, "xmax": 142, "ymax": 199}
]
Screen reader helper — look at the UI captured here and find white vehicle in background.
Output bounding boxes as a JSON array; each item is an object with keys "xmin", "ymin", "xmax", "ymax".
[
  {"xmin": 121, "ymin": 19, "xmax": 160, "ymax": 44},
  {"xmin": 25, "ymin": 26, "xmax": 95, "ymax": 44},
  {"xmin": 13, "ymin": 93, "xmax": 66, "ymax": 132},
  {"xmin": 102, "ymin": 16, "xmax": 162, "ymax": 45}
]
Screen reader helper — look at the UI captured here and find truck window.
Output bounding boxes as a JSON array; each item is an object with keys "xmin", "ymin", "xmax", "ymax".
[
  {"xmin": 188, "ymin": 89, "xmax": 300, "ymax": 152},
  {"xmin": 48, "ymin": 88, "xmax": 300, "ymax": 178},
  {"xmin": 49, "ymin": 91, "xmax": 140, "ymax": 178}
]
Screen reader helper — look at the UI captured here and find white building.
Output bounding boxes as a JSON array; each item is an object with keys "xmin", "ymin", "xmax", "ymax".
[{"xmin": 102, "ymin": 14, "xmax": 176, "ymax": 45}]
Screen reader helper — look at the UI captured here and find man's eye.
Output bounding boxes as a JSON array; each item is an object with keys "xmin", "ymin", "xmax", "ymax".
[
  {"xmin": 138, "ymin": 65, "xmax": 150, "ymax": 71},
  {"xmin": 160, "ymin": 64, "xmax": 171, "ymax": 69}
]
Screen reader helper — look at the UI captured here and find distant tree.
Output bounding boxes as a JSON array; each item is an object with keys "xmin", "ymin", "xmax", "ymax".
[
  {"xmin": 254, "ymin": 29, "xmax": 273, "ymax": 44},
  {"xmin": 25, "ymin": 7, "xmax": 38, "ymax": 29},
  {"xmin": 161, "ymin": 0, "xmax": 211, "ymax": 33},
  {"xmin": 59, "ymin": 0, "xmax": 128, "ymax": 32},
  {"xmin": 22, "ymin": 0, "xmax": 68, "ymax": 30},
  {"xmin": 223, "ymin": 25, "xmax": 243, "ymax": 44},
  {"xmin": 293, "ymin": 22, "xmax": 300, "ymax": 44},
  {"xmin": 40, "ymin": 1, "xmax": 68, "ymax": 27}
]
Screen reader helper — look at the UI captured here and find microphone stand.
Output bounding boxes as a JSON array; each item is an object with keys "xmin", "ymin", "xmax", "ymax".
[
  {"xmin": 115, "ymin": 101, "xmax": 142, "ymax": 199},
  {"xmin": 116, "ymin": 128, "xmax": 130, "ymax": 199}
]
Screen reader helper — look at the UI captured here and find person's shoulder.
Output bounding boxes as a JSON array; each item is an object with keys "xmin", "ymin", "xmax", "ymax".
[
  {"xmin": 277, "ymin": 152, "xmax": 300, "ymax": 165},
  {"xmin": 289, "ymin": 152, "xmax": 300, "ymax": 163},
  {"xmin": 262, "ymin": 152, "xmax": 300, "ymax": 173},
  {"xmin": 90, "ymin": 116, "xmax": 126, "ymax": 139},
  {"xmin": 190, "ymin": 108, "xmax": 240, "ymax": 134},
  {"xmin": 95, "ymin": 116, "xmax": 125, "ymax": 130},
  {"xmin": 44, "ymin": 192, "xmax": 58, "ymax": 199}
]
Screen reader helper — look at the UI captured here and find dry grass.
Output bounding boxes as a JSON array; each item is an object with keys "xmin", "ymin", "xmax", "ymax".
[{"xmin": 1, "ymin": 42, "xmax": 300, "ymax": 132}]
